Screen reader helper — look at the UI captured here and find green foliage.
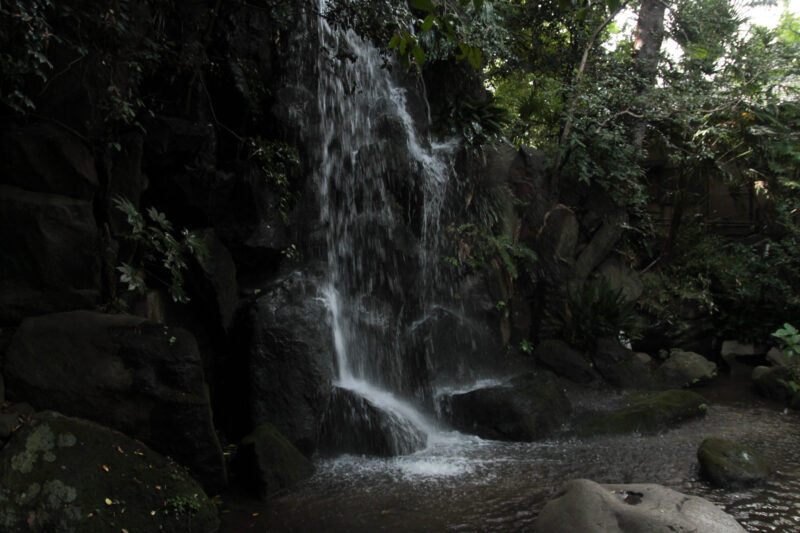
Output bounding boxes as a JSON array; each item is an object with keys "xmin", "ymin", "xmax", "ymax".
[
  {"xmin": 446, "ymin": 222, "xmax": 537, "ymax": 281},
  {"xmin": 641, "ymin": 224, "xmax": 800, "ymax": 344},
  {"xmin": 249, "ymin": 138, "xmax": 301, "ymax": 223},
  {"xmin": 773, "ymin": 323, "xmax": 800, "ymax": 360},
  {"xmin": 436, "ymin": 95, "xmax": 510, "ymax": 148},
  {"xmin": 547, "ymin": 279, "xmax": 641, "ymax": 351},
  {"xmin": 163, "ymin": 493, "xmax": 203, "ymax": 516},
  {"xmin": 113, "ymin": 197, "xmax": 209, "ymax": 304},
  {"xmin": 0, "ymin": 0, "xmax": 56, "ymax": 112},
  {"xmin": 327, "ymin": 0, "xmax": 506, "ymax": 71},
  {"xmin": 519, "ymin": 338, "xmax": 534, "ymax": 355}
]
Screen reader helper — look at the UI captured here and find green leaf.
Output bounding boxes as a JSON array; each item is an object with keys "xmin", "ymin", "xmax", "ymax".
[
  {"xmin": 473, "ymin": 0, "xmax": 484, "ymax": 12},
  {"xmin": 468, "ymin": 47, "xmax": 482, "ymax": 69},
  {"xmin": 421, "ymin": 14, "xmax": 435, "ymax": 32},
  {"xmin": 388, "ymin": 33, "xmax": 401, "ymax": 49},
  {"xmin": 409, "ymin": 0, "xmax": 435, "ymax": 12},
  {"xmin": 411, "ymin": 45, "xmax": 426, "ymax": 67}
]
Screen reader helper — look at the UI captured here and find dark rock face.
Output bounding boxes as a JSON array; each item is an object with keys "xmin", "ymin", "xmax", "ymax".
[
  {"xmin": 4, "ymin": 311, "xmax": 226, "ymax": 490},
  {"xmin": 192, "ymin": 228, "xmax": 239, "ymax": 334},
  {"xmin": 318, "ymin": 386, "xmax": 426, "ymax": 457},
  {"xmin": 698, "ymin": 438, "xmax": 772, "ymax": 488},
  {"xmin": 577, "ymin": 389, "xmax": 707, "ymax": 436},
  {"xmin": 536, "ymin": 479, "xmax": 746, "ymax": 533},
  {"xmin": 593, "ymin": 337, "xmax": 654, "ymax": 389},
  {"xmin": 0, "ymin": 411, "xmax": 219, "ymax": 533},
  {"xmin": 443, "ymin": 372, "xmax": 571, "ymax": 441},
  {"xmin": 535, "ymin": 205, "xmax": 579, "ymax": 289},
  {"xmin": 236, "ymin": 270, "xmax": 335, "ymax": 454},
  {"xmin": 232, "ymin": 422, "xmax": 314, "ymax": 500},
  {"xmin": 0, "ymin": 185, "xmax": 100, "ymax": 324},
  {"xmin": 655, "ymin": 350, "xmax": 717, "ymax": 389},
  {"xmin": 0, "ymin": 123, "xmax": 98, "ymax": 200},
  {"xmin": 534, "ymin": 339, "xmax": 596, "ymax": 383}
]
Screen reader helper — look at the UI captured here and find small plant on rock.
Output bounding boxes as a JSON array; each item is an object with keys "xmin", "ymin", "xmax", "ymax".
[
  {"xmin": 772, "ymin": 323, "xmax": 800, "ymax": 391},
  {"xmin": 114, "ymin": 197, "xmax": 208, "ymax": 303}
]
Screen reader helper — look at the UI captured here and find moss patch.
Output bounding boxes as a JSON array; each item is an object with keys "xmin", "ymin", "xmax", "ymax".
[{"xmin": 577, "ymin": 389, "xmax": 707, "ymax": 437}]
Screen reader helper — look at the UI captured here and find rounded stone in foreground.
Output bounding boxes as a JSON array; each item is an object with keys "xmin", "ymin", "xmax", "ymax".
[
  {"xmin": 537, "ymin": 478, "xmax": 745, "ymax": 533},
  {"xmin": 698, "ymin": 437, "xmax": 772, "ymax": 488}
]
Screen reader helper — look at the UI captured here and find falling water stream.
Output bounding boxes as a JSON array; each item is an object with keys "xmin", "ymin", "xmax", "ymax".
[
  {"xmin": 304, "ymin": 0, "xmax": 461, "ymax": 452},
  {"xmin": 273, "ymin": 3, "xmax": 800, "ymax": 531}
]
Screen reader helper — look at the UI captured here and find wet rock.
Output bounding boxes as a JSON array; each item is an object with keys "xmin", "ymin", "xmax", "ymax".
[
  {"xmin": 0, "ymin": 411, "xmax": 219, "ymax": 533},
  {"xmin": 752, "ymin": 365, "xmax": 795, "ymax": 402},
  {"xmin": 533, "ymin": 339, "xmax": 596, "ymax": 384},
  {"xmin": 577, "ymin": 389, "xmax": 707, "ymax": 436},
  {"xmin": 0, "ymin": 185, "xmax": 100, "ymax": 324},
  {"xmin": 443, "ymin": 371, "xmax": 571, "ymax": 441},
  {"xmin": 655, "ymin": 350, "xmax": 717, "ymax": 389},
  {"xmin": 593, "ymin": 337, "xmax": 654, "ymax": 389},
  {"xmin": 537, "ymin": 478, "xmax": 746, "ymax": 533},
  {"xmin": 232, "ymin": 422, "xmax": 314, "ymax": 500},
  {"xmin": 4, "ymin": 311, "xmax": 226, "ymax": 490},
  {"xmin": 235, "ymin": 270, "xmax": 334, "ymax": 454},
  {"xmin": 318, "ymin": 386, "xmax": 426, "ymax": 457},
  {"xmin": 698, "ymin": 438, "xmax": 771, "ymax": 488}
]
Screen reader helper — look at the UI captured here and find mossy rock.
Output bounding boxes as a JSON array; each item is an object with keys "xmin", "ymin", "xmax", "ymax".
[
  {"xmin": 698, "ymin": 438, "xmax": 772, "ymax": 488},
  {"xmin": 0, "ymin": 411, "xmax": 219, "ymax": 533},
  {"xmin": 577, "ymin": 390, "xmax": 707, "ymax": 437},
  {"xmin": 232, "ymin": 422, "xmax": 314, "ymax": 500}
]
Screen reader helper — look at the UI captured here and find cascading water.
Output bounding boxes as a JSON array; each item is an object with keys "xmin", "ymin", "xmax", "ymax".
[{"xmin": 297, "ymin": 0, "xmax": 462, "ymax": 453}]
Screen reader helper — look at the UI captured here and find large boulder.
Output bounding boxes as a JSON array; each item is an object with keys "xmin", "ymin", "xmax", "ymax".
[
  {"xmin": 0, "ymin": 123, "xmax": 98, "ymax": 200},
  {"xmin": 593, "ymin": 337, "xmax": 654, "ymax": 389},
  {"xmin": 752, "ymin": 365, "xmax": 796, "ymax": 402},
  {"xmin": 0, "ymin": 185, "xmax": 100, "ymax": 324},
  {"xmin": 443, "ymin": 371, "xmax": 571, "ymax": 441},
  {"xmin": 577, "ymin": 389, "xmax": 707, "ymax": 437},
  {"xmin": 235, "ymin": 270, "xmax": 335, "ymax": 454},
  {"xmin": 595, "ymin": 257, "xmax": 644, "ymax": 302},
  {"xmin": 537, "ymin": 478, "xmax": 746, "ymax": 533},
  {"xmin": 698, "ymin": 438, "xmax": 772, "ymax": 488},
  {"xmin": 533, "ymin": 339, "xmax": 596, "ymax": 383},
  {"xmin": 318, "ymin": 386, "xmax": 426, "ymax": 457},
  {"xmin": 0, "ymin": 411, "xmax": 219, "ymax": 533},
  {"xmin": 655, "ymin": 350, "xmax": 717, "ymax": 389},
  {"xmin": 4, "ymin": 311, "xmax": 226, "ymax": 490},
  {"xmin": 232, "ymin": 422, "xmax": 314, "ymax": 500}
]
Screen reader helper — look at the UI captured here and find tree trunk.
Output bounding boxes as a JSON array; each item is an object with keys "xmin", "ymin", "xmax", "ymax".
[{"xmin": 631, "ymin": 0, "xmax": 667, "ymax": 149}]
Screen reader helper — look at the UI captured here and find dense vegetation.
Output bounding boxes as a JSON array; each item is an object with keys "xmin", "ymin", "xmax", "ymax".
[
  {"xmin": 2, "ymin": 0, "xmax": 798, "ymax": 345},
  {"xmin": 330, "ymin": 0, "xmax": 800, "ymax": 347}
]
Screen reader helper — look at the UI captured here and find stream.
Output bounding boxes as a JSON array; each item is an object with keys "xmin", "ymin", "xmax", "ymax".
[{"xmin": 261, "ymin": 376, "xmax": 800, "ymax": 532}]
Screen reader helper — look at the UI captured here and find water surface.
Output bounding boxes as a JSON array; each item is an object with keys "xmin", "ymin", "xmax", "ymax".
[{"xmin": 263, "ymin": 377, "xmax": 800, "ymax": 532}]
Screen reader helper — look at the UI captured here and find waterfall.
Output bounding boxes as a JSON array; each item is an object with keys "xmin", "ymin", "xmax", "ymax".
[{"xmin": 292, "ymin": 0, "xmax": 462, "ymax": 453}]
